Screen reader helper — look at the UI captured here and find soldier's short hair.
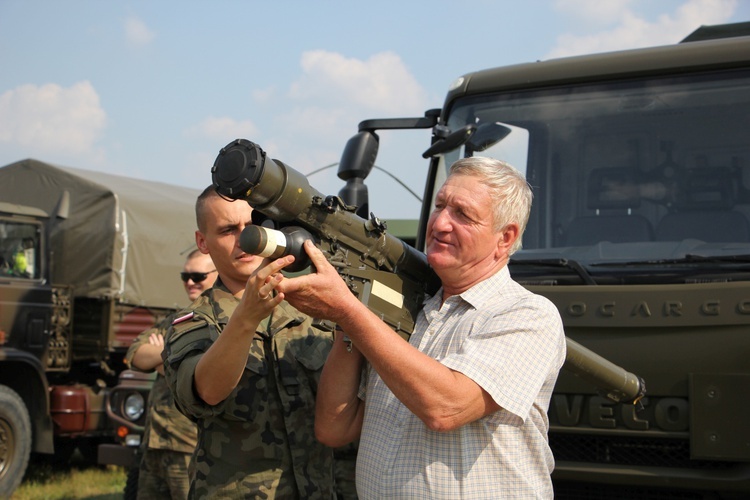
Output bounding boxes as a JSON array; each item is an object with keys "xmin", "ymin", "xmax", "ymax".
[{"xmin": 195, "ymin": 185, "xmax": 220, "ymax": 233}]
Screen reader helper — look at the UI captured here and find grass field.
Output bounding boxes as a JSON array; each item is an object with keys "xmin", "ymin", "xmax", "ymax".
[{"xmin": 11, "ymin": 455, "xmax": 127, "ymax": 500}]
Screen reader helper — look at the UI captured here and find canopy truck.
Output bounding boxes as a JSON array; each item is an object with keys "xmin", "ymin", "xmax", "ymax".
[
  {"xmin": 0, "ymin": 159, "xmax": 199, "ymax": 496},
  {"xmin": 328, "ymin": 21, "xmax": 750, "ymax": 499}
]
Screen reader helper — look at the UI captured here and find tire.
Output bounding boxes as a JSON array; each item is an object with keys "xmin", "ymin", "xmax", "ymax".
[
  {"xmin": 0, "ymin": 385, "xmax": 32, "ymax": 497},
  {"xmin": 124, "ymin": 465, "xmax": 139, "ymax": 500}
]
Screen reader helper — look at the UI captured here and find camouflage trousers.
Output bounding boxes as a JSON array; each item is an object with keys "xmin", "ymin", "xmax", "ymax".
[
  {"xmin": 138, "ymin": 448, "xmax": 192, "ymax": 500},
  {"xmin": 334, "ymin": 444, "xmax": 358, "ymax": 500}
]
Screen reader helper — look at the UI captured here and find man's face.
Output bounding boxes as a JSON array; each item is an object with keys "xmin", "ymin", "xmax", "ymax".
[
  {"xmin": 182, "ymin": 253, "xmax": 217, "ymax": 301},
  {"xmin": 195, "ymin": 195, "xmax": 264, "ymax": 294},
  {"xmin": 425, "ymin": 174, "xmax": 508, "ymax": 287}
]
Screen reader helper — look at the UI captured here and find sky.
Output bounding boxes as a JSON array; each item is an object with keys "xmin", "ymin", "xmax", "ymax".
[{"xmin": 1, "ymin": 0, "xmax": 748, "ymax": 221}]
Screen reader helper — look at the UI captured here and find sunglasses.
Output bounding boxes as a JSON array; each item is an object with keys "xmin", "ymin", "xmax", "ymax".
[{"xmin": 180, "ymin": 270, "xmax": 217, "ymax": 283}]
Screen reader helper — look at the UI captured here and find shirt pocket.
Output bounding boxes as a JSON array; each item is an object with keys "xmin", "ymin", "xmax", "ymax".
[
  {"xmin": 219, "ymin": 338, "xmax": 268, "ymax": 421},
  {"xmin": 287, "ymin": 331, "xmax": 332, "ymax": 372}
]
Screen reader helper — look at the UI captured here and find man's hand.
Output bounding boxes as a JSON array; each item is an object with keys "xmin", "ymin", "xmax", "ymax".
[
  {"xmin": 277, "ymin": 240, "xmax": 361, "ymax": 325},
  {"xmin": 148, "ymin": 332, "xmax": 164, "ymax": 347},
  {"xmin": 148, "ymin": 333, "xmax": 166, "ymax": 375},
  {"xmin": 131, "ymin": 331, "xmax": 167, "ymax": 374},
  {"xmin": 229, "ymin": 256, "xmax": 289, "ymax": 332},
  {"xmin": 195, "ymin": 255, "xmax": 292, "ymax": 406}
]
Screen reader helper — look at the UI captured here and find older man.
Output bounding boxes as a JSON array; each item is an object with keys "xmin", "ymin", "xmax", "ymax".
[{"xmin": 277, "ymin": 157, "xmax": 566, "ymax": 499}]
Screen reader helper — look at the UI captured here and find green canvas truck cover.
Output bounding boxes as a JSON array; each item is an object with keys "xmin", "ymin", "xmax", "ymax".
[{"xmin": 0, "ymin": 159, "xmax": 201, "ymax": 309}]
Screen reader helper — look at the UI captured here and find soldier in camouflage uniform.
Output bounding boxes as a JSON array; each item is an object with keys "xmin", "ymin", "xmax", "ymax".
[
  {"xmin": 126, "ymin": 249, "xmax": 217, "ymax": 499},
  {"xmin": 163, "ymin": 186, "xmax": 335, "ymax": 499}
]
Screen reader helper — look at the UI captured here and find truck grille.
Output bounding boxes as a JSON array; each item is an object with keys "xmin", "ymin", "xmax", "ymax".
[{"xmin": 550, "ymin": 433, "xmax": 735, "ymax": 470}]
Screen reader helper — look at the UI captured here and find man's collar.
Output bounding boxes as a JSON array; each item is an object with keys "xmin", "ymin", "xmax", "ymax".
[{"xmin": 430, "ymin": 266, "xmax": 510, "ymax": 310}]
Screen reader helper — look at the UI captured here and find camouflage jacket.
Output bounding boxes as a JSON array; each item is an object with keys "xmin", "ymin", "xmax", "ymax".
[
  {"xmin": 163, "ymin": 281, "xmax": 335, "ymax": 499},
  {"xmin": 125, "ymin": 315, "xmax": 198, "ymax": 454}
]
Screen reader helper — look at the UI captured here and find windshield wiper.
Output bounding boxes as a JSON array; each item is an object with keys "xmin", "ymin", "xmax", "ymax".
[
  {"xmin": 683, "ymin": 253, "xmax": 750, "ymax": 263},
  {"xmin": 590, "ymin": 254, "xmax": 750, "ymax": 266},
  {"xmin": 509, "ymin": 258, "xmax": 597, "ymax": 285}
]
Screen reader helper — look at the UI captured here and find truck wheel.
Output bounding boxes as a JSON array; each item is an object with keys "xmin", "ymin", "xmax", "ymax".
[
  {"xmin": 123, "ymin": 466, "xmax": 139, "ymax": 500},
  {"xmin": 0, "ymin": 385, "xmax": 32, "ymax": 497}
]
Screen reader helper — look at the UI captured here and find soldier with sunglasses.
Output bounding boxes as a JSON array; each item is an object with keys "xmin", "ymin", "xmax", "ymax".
[
  {"xmin": 180, "ymin": 257, "xmax": 218, "ymax": 303},
  {"xmin": 125, "ymin": 249, "xmax": 217, "ymax": 499}
]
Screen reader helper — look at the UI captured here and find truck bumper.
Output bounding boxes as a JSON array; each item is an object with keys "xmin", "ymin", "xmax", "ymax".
[{"xmin": 97, "ymin": 443, "xmax": 137, "ymax": 467}]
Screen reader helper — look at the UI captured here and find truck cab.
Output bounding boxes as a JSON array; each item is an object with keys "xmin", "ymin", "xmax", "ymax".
[
  {"xmin": 0, "ymin": 202, "xmax": 59, "ymax": 494},
  {"xmin": 422, "ymin": 23, "xmax": 750, "ymax": 499},
  {"xmin": 339, "ymin": 22, "xmax": 750, "ymax": 499}
]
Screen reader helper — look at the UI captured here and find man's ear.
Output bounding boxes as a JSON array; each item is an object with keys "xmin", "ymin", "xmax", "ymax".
[
  {"xmin": 496, "ymin": 223, "xmax": 519, "ymax": 257},
  {"xmin": 195, "ymin": 230, "xmax": 209, "ymax": 254}
]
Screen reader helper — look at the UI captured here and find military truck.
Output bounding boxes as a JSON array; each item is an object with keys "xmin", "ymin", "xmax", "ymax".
[
  {"xmin": 0, "ymin": 159, "xmax": 199, "ymax": 496},
  {"xmin": 326, "ymin": 21, "xmax": 750, "ymax": 499}
]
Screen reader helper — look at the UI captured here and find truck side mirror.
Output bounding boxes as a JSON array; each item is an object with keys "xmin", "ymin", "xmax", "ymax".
[
  {"xmin": 422, "ymin": 124, "xmax": 476, "ymax": 158},
  {"xmin": 338, "ymin": 131, "xmax": 379, "ymax": 218}
]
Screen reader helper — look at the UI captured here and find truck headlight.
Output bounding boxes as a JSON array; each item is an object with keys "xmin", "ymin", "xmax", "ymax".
[{"xmin": 123, "ymin": 393, "xmax": 145, "ymax": 421}]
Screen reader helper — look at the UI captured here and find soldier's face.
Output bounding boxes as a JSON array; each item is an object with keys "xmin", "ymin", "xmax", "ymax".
[
  {"xmin": 195, "ymin": 196, "xmax": 264, "ymax": 294},
  {"xmin": 182, "ymin": 253, "xmax": 217, "ymax": 301}
]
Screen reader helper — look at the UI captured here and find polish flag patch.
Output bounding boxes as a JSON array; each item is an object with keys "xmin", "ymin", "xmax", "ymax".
[{"xmin": 172, "ymin": 312, "xmax": 195, "ymax": 325}]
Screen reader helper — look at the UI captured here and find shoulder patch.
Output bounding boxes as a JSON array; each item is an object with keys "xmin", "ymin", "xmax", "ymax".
[
  {"xmin": 172, "ymin": 312, "xmax": 194, "ymax": 325},
  {"xmin": 167, "ymin": 314, "xmax": 210, "ymax": 345}
]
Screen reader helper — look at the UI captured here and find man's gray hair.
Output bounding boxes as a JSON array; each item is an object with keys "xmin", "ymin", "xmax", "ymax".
[{"xmin": 449, "ymin": 156, "xmax": 532, "ymax": 254}]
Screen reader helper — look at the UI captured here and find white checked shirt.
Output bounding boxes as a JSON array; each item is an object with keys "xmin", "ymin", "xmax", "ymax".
[{"xmin": 356, "ymin": 266, "xmax": 566, "ymax": 499}]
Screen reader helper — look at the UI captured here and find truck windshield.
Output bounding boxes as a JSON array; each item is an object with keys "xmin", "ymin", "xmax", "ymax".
[
  {"xmin": 437, "ymin": 69, "xmax": 750, "ymax": 282},
  {"xmin": 0, "ymin": 220, "xmax": 41, "ymax": 280}
]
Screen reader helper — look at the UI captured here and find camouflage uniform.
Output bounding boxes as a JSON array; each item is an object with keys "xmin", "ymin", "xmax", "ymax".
[
  {"xmin": 333, "ymin": 442, "xmax": 358, "ymax": 500},
  {"xmin": 126, "ymin": 316, "xmax": 198, "ymax": 499},
  {"xmin": 163, "ymin": 280, "xmax": 335, "ymax": 499}
]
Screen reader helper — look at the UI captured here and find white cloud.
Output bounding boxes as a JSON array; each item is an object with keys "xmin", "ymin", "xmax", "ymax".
[
  {"xmin": 546, "ymin": 0, "xmax": 738, "ymax": 58},
  {"xmin": 125, "ymin": 16, "xmax": 155, "ymax": 46},
  {"xmin": 185, "ymin": 116, "xmax": 258, "ymax": 141},
  {"xmin": 263, "ymin": 101, "xmax": 372, "ymax": 177},
  {"xmin": 289, "ymin": 50, "xmax": 428, "ymax": 115},
  {"xmin": 188, "ymin": 49, "xmax": 432, "ymax": 194},
  {"xmin": 254, "ymin": 50, "xmax": 430, "ymax": 174},
  {"xmin": 0, "ymin": 81, "xmax": 106, "ymax": 155}
]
